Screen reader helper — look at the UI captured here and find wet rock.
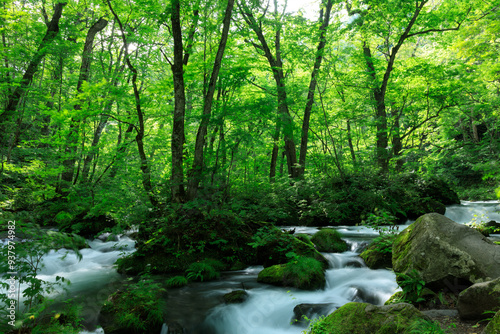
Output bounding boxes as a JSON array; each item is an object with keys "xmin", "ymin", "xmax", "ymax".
[
  {"xmin": 458, "ymin": 277, "xmax": 500, "ymax": 320},
  {"xmin": 350, "ymin": 286, "xmax": 382, "ymax": 305},
  {"xmin": 167, "ymin": 321, "xmax": 184, "ymax": 334},
  {"xmin": 392, "ymin": 213, "xmax": 500, "ymax": 291},
  {"xmin": 308, "ymin": 302, "xmax": 430, "ymax": 334},
  {"xmin": 223, "ymin": 290, "xmax": 248, "ymax": 304},
  {"xmin": 292, "ymin": 303, "xmax": 336, "ymax": 325}
]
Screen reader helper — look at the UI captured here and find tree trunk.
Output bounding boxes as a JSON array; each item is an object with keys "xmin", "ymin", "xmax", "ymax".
[
  {"xmin": 239, "ymin": 2, "xmax": 299, "ymax": 178},
  {"xmin": 187, "ymin": 0, "xmax": 235, "ymax": 200},
  {"xmin": 269, "ymin": 120, "xmax": 280, "ymax": 180},
  {"xmin": 107, "ymin": 1, "xmax": 159, "ymax": 207},
  {"xmin": 170, "ymin": 0, "xmax": 187, "ymax": 203},
  {"xmin": 59, "ymin": 17, "xmax": 108, "ymax": 193},
  {"xmin": 0, "ymin": 2, "xmax": 66, "ymax": 155},
  {"xmin": 297, "ymin": 0, "xmax": 334, "ymax": 177},
  {"xmin": 346, "ymin": 119, "xmax": 357, "ymax": 167}
]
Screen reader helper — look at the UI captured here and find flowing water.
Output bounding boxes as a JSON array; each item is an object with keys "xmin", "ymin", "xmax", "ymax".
[{"xmin": 2, "ymin": 201, "xmax": 499, "ymax": 333}]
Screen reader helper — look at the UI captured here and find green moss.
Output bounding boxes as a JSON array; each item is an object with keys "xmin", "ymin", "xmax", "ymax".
[
  {"xmin": 360, "ymin": 234, "xmax": 395, "ymax": 269},
  {"xmin": 392, "ymin": 223, "xmax": 416, "ymax": 272},
  {"xmin": 311, "ymin": 229, "xmax": 348, "ymax": 253},
  {"xmin": 308, "ymin": 302, "xmax": 428, "ymax": 334},
  {"xmin": 258, "ymin": 256, "xmax": 325, "ymax": 290},
  {"xmin": 292, "ymin": 238, "xmax": 329, "ymax": 268},
  {"xmin": 483, "ymin": 310, "xmax": 500, "ymax": 334},
  {"xmin": 295, "ymin": 233, "xmax": 314, "ymax": 246},
  {"xmin": 384, "ymin": 291, "xmax": 404, "ymax": 305}
]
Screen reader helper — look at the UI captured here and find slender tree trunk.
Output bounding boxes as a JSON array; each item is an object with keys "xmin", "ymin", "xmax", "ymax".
[
  {"xmin": 59, "ymin": 17, "xmax": 108, "ymax": 193},
  {"xmin": 239, "ymin": 2, "xmax": 299, "ymax": 178},
  {"xmin": 297, "ymin": 0, "xmax": 334, "ymax": 177},
  {"xmin": 187, "ymin": 0, "xmax": 235, "ymax": 200},
  {"xmin": 0, "ymin": 2, "xmax": 66, "ymax": 156},
  {"xmin": 346, "ymin": 119, "xmax": 357, "ymax": 167},
  {"xmin": 107, "ymin": 1, "xmax": 158, "ymax": 207},
  {"xmin": 170, "ymin": 0, "xmax": 187, "ymax": 203},
  {"xmin": 269, "ymin": 120, "xmax": 280, "ymax": 180}
]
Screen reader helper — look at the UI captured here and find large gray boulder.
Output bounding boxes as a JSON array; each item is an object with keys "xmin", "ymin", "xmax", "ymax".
[
  {"xmin": 393, "ymin": 213, "xmax": 500, "ymax": 291},
  {"xmin": 458, "ymin": 277, "xmax": 500, "ymax": 320}
]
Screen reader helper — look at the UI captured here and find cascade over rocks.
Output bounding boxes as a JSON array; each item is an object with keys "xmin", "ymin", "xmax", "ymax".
[
  {"xmin": 457, "ymin": 277, "xmax": 500, "ymax": 320},
  {"xmin": 393, "ymin": 213, "xmax": 500, "ymax": 291},
  {"xmin": 307, "ymin": 302, "xmax": 430, "ymax": 334}
]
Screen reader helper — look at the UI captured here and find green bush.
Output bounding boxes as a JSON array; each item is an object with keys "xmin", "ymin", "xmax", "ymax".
[
  {"xmin": 311, "ymin": 229, "xmax": 348, "ymax": 253},
  {"xmin": 100, "ymin": 276, "xmax": 164, "ymax": 333}
]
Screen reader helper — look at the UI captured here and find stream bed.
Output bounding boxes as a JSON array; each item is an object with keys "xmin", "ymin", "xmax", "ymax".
[{"xmin": 2, "ymin": 201, "xmax": 500, "ymax": 334}]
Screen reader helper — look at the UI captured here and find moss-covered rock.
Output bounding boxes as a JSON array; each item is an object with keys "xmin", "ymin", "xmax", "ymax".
[
  {"xmin": 308, "ymin": 302, "xmax": 430, "ymax": 334},
  {"xmin": 311, "ymin": 229, "xmax": 348, "ymax": 253},
  {"xmin": 257, "ymin": 256, "xmax": 325, "ymax": 290},
  {"xmin": 482, "ymin": 310, "xmax": 500, "ymax": 334},
  {"xmin": 392, "ymin": 213, "xmax": 500, "ymax": 291},
  {"xmin": 223, "ymin": 290, "xmax": 248, "ymax": 304},
  {"xmin": 384, "ymin": 291, "xmax": 404, "ymax": 305},
  {"xmin": 253, "ymin": 226, "xmax": 328, "ymax": 268},
  {"xmin": 359, "ymin": 234, "xmax": 395, "ymax": 269}
]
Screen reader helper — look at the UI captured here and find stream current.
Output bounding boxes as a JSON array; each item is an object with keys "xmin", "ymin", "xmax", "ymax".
[{"xmin": 2, "ymin": 201, "xmax": 500, "ymax": 334}]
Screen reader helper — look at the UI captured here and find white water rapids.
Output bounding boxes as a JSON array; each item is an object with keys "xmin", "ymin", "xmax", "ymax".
[{"xmin": 1, "ymin": 201, "xmax": 499, "ymax": 333}]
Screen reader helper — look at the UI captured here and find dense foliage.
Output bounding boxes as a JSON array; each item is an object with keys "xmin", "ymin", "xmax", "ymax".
[{"xmin": 0, "ymin": 0, "xmax": 499, "ymax": 331}]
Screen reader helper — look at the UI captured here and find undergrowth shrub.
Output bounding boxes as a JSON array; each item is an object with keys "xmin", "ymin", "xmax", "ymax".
[
  {"xmin": 101, "ymin": 276, "xmax": 164, "ymax": 333},
  {"xmin": 165, "ymin": 276, "xmax": 188, "ymax": 288}
]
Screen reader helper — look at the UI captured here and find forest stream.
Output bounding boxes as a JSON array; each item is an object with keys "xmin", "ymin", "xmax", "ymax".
[{"xmin": 5, "ymin": 201, "xmax": 500, "ymax": 334}]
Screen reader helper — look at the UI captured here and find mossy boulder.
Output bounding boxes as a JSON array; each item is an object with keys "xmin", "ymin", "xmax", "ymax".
[
  {"xmin": 254, "ymin": 226, "xmax": 329, "ymax": 268},
  {"xmin": 311, "ymin": 228, "xmax": 348, "ymax": 253},
  {"xmin": 458, "ymin": 277, "xmax": 500, "ymax": 320},
  {"xmin": 223, "ymin": 290, "xmax": 248, "ymax": 304},
  {"xmin": 308, "ymin": 302, "xmax": 430, "ymax": 334},
  {"xmin": 359, "ymin": 234, "xmax": 395, "ymax": 269},
  {"xmin": 482, "ymin": 310, "xmax": 500, "ymax": 334},
  {"xmin": 392, "ymin": 213, "xmax": 500, "ymax": 291},
  {"xmin": 257, "ymin": 256, "xmax": 325, "ymax": 290}
]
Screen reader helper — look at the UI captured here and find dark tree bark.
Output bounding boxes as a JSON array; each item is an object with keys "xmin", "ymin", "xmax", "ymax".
[
  {"xmin": 297, "ymin": 0, "xmax": 334, "ymax": 177},
  {"xmin": 186, "ymin": 0, "xmax": 235, "ymax": 200},
  {"xmin": 0, "ymin": 2, "xmax": 66, "ymax": 156},
  {"xmin": 59, "ymin": 17, "xmax": 108, "ymax": 192},
  {"xmin": 170, "ymin": 0, "xmax": 187, "ymax": 203},
  {"xmin": 107, "ymin": 1, "xmax": 158, "ymax": 207}
]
